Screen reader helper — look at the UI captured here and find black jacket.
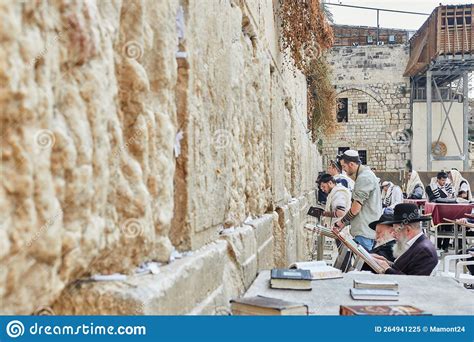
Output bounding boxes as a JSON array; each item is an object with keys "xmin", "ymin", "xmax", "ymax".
[
  {"xmin": 361, "ymin": 240, "xmax": 396, "ymax": 272},
  {"xmin": 385, "ymin": 234, "xmax": 438, "ymax": 276}
]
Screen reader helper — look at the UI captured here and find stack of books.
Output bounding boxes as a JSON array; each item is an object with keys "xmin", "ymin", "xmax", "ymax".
[
  {"xmin": 350, "ymin": 279, "xmax": 399, "ymax": 301},
  {"xmin": 230, "ymin": 295, "xmax": 309, "ymax": 315}
]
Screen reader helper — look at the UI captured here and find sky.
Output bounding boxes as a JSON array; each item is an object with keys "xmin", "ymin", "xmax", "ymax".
[{"xmin": 325, "ymin": 0, "xmax": 474, "ymax": 30}]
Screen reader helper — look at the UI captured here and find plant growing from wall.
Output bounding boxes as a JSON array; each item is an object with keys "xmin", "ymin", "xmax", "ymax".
[
  {"xmin": 307, "ymin": 56, "xmax": 337, "ymax": 136},
  {"xmin": 280, "ymin": 0, "xmax": 337, "ymax": 140}
]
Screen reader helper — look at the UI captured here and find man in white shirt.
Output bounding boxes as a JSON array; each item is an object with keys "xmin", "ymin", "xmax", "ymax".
[{"xmin": 316, "ymin": 173, "xmax": 351, "ymax": 227}]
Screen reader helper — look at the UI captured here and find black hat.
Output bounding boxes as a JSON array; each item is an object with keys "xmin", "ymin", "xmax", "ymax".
[
  {"xmin": 382, "ymin": 203, "xmax": 431, "ymax": 225},
  {"xmin": 369, "ymin": 213, "xmax": 395, "ymax": 230}
]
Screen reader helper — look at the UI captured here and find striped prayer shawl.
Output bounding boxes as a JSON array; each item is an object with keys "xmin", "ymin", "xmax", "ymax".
[{"xmin": 430, "ymin": 182, "xmax": 453, "ymax": 199}]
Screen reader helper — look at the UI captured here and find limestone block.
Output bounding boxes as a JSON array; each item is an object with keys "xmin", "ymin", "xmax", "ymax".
[
  {"xmin": 246, "ymin": 214, "xmax": 275, "ymax": 272},
  {"xmin": 297, "ymin": 193, "xmax": 314, "ymax": 260},
  {"xmin": 220, "ymin": 225, "xmax": 258, "ymax": 289},
  {"xmin": 283, "ymin": 199, "xmax": 300, "ymax": 265},
  {"xmin": 53, "ymin": 241, "xmax": 231, "ymax": 315}
]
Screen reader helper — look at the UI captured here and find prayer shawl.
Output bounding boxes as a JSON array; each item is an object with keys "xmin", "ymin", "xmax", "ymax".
[
  {"xmin": 450, "ymin": 169, "xmax": 472, "ymax": 201},
  {"xmin": 428, "ymin": 177, "xmax": 453, "ymax": 199},
  {"xmin": 406, "ymin": 170, "xmax": 425, "ymax": 199},
  {"xmin": 381, "ymin": 182, "xmax": 403, "ymax": 209},
  {"xmin": 323, "ymin": 184, "xmax": 351, "ymax": 227},
  {"xmin": 334, "ymin": 173, "xmax": 354, "ymax": 192}
]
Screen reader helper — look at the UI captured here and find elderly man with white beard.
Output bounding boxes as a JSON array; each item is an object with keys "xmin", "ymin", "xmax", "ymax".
[
  {"xmin": 371, "ymin": 203, "xmax": 438, "ymax": 276},
  {"xmin": 361, "ymin": 213, "xmax": 396, "ymax": 272}
]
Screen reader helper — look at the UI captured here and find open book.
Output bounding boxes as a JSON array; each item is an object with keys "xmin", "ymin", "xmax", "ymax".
[
  {"xmin": 315, "ymin": 224, "xmax": 384, "ymax": 274},
  {"xmin": 289, "ymin": 260, "xmax": 343, "ymax": 280}
]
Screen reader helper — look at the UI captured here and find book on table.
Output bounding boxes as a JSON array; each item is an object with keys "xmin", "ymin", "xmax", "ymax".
[
  {"xmin": 340, "ymin": 305, "xmax": 429, "ymax": 316},
  {"xmin": 270, "ymin": 268, "xmax": 312, "ymax": 290},
  {"xmin": 350, "ymin": 288, "xmax": 399, "ymax": 301},
  {"xmin": 230, "ymin": 295, "xmax": 309, "ymax": 315},
  {"xmin": 353, "ymin": 279, "xmax": 398, "ymax": 291},
  {"xmin": 288, "ymin": 260, "xmax": 343, "ymax": 280}
]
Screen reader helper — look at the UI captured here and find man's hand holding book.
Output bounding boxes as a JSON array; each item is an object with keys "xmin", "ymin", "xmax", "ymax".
[{"xmin": 371, "ymin": 254, "xmax": 393, "ymax": 272}]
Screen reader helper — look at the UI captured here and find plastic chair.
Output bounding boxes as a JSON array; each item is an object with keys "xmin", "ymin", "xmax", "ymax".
[
  {"xmin": 437, "ymin": 254, "xmax": 472, "ymax": 278},
  {"xmin": 455, "ymin": 261, "xmax": 474, "ymax": 285}
]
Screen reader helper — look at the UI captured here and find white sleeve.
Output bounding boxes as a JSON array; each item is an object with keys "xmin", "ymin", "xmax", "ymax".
[
  {"xmin": 331, "ymin": 192, "xmax": 348, "ymax": 211},
  {"xmin": 460, "ymin": 182, "xmax": 470, "ymax": 192}
]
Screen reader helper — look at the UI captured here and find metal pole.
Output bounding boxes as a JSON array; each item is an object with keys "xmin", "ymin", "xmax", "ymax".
[
  {"xmin": 427, "ymin": 70, "xmax": 432, "ymax": 171},
  {"xmin": 463, "ymin": 72, "xmax": 469, "ymax": 171},
  {"xmin": 324, "ymin": 3, "xmax": 430, "ymax": 16},
  {"xmin": 377, "ymin": 10, "xmax": 380, "ymax": 43},
  {"xmin": 317, "ymin": 236, "xmax": 324, "ymax": 261}
]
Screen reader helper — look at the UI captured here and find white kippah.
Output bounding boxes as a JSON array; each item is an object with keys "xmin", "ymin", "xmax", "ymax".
[
  {"xmin": 343, "ymin": 149, "xmax": 359, "ymax": 158},
  {"xmin": 381, "ymin": 181, "xmax": 390, "ymax": 187}
]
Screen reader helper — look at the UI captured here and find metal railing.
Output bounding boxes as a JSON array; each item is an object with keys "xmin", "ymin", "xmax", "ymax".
[{"xmin": 413, "ymin": 87, "xmax": 462, "ymax": 101}]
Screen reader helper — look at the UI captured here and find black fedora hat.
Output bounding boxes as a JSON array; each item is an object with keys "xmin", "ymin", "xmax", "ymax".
[
  {"xmin": 383, "ymin": 203, "xmax": 431, "ymax": 225},
  {"xmin": 369, "ymin": 213, "xmax": 395, "ymax": 230}
]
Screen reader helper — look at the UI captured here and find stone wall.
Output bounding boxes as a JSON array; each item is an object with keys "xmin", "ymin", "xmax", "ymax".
[
  {"xmin": 332, "ymin": 25, "xmax": 412, "ymax": 47},
  {"xmin": 0, "ymin": 0, "xmax": 322, "ymax": 314},
  {"xmin": 322, "ymin": 45, "xmax": 411, "ymax": 171}
]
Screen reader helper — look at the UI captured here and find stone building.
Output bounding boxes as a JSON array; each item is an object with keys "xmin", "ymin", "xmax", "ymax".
[
  {"xmin": 332, "ymin": 25, "xmax": 413, "ymax": 47},
  {"xmin": 322, "ymin": 27, "xmax": 412, "ymax": 171},
  {"xmin": 0, "ymin": 1, "xmax": 327, "ymax": 314}
]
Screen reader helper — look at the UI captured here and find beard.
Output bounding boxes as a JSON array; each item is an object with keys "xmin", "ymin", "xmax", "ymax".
[{"xmin": 392, "ymin": 234, "xmax": 410, "ymax": 259}]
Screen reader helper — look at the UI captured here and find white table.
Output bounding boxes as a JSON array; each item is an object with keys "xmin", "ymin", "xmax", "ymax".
[{"xmin": 244, "ymin": 271, "xmax": 474, "ymax": 315}]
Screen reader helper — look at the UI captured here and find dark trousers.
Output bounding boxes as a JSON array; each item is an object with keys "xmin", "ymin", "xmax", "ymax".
[
  {"xmin": 438, "ymin": 227, "xmax": 474, "ymax": 252},
  {"xmin": 437, "ymin": 224, "xmax": 454, "ymax": 250},
  {"xmin": 438, "ymin": 238, "xmax": 450, "ymax": 250}
]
